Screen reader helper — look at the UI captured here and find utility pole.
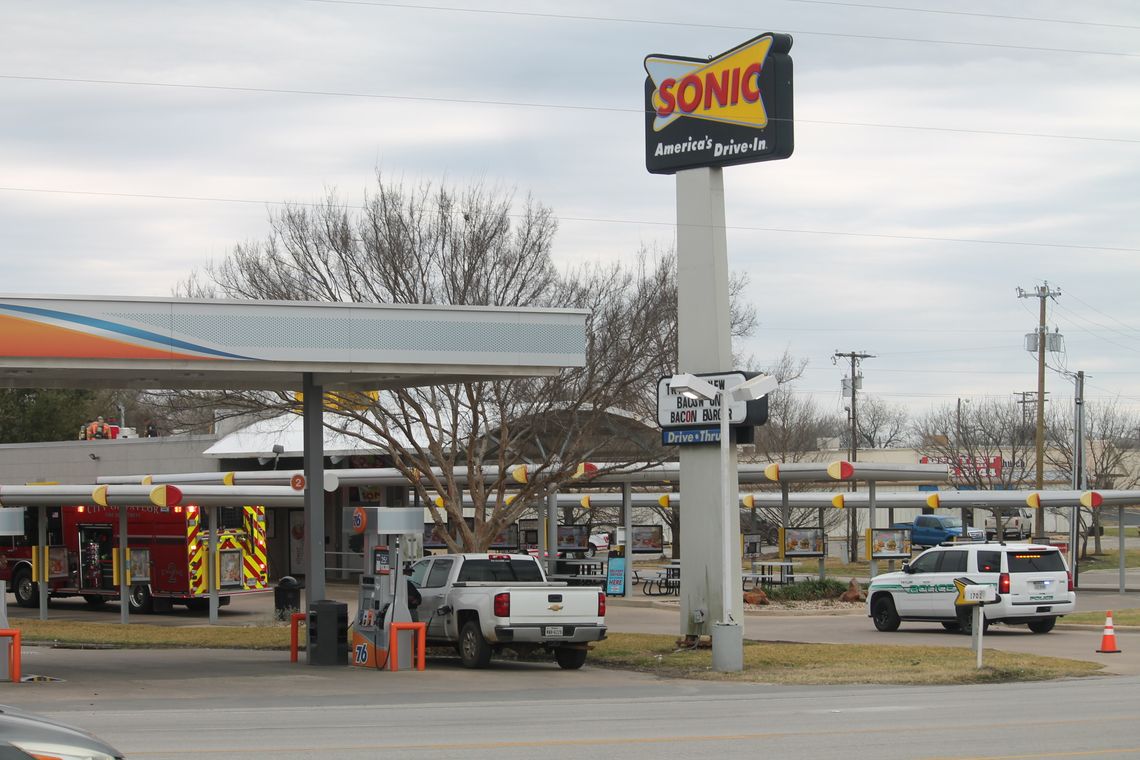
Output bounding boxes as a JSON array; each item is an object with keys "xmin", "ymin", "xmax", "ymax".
[
  {"xmin": 1017, "ymin": 282, "xmax": 1060, "ymax": 538},
  {"xmin": 834, "ymin": 350, "xmax": 874, "ymax": 561},
  {"xmin": 1015, "ymin": 391, "xmax": 1034, "ymax": 430},
  {"xmin": 1070, "ymin": 370, "xmax": 1085, "ymax": 587}
]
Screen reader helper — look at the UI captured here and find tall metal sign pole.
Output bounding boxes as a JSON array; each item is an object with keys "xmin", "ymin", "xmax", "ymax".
[{"xmin": 645, "ymin": 33, "xmax": 793, "ymax": 670}]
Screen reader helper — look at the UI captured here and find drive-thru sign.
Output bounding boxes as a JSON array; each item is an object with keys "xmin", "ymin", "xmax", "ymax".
[{"xmin": 657, "ymin": 372, "xmax": 768, "ymax": 445}]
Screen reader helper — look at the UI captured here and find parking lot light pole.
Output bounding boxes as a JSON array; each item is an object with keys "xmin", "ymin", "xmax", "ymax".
[{"xmin": 668, "ymin": 372, "xmax": 777, "ymax": 673}]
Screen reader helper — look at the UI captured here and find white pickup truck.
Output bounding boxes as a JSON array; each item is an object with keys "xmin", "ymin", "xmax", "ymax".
[
  {"xmin": 985, "ymin": 508, "xmax": 1033, "ymax": 540},
  {"xmin": 406, "ymin": 553, "xmax": 607, "ymax": 669}
]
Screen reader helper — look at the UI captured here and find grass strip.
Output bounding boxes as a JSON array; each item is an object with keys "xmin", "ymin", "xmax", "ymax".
[
  {"xmin": 1061, "ymin": 608, "xmax": 1140, "ymax": 626},
  {"xmin": 15, "ymin": 619, "xmax": 291, "ymax": 650},
  {"xmin": 590, "ymin": 633, "xmax": 1103, "ymax": 685}
]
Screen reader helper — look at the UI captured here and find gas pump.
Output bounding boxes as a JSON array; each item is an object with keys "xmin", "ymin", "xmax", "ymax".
[{"xmin": 345, "ymin": 506, "xmax": 422, "ymax": 670}]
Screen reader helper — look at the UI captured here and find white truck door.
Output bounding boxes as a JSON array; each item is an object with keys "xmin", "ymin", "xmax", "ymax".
[
  {"xmin": 927, "ymin": 549, "xmax": 969, "ymax": 617},
  {"xmin": 896, "ymin": 549, "xmax": 942, "ymax": 616},
  {"xmin": 419, "ymin": 557, "xmax": 455, "ymax": 636}
]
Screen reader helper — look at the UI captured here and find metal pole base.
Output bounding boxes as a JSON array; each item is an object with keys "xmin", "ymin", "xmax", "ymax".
[{"xmin": 711, "ymin": 621, "xmax": 743, "ymax": 672}]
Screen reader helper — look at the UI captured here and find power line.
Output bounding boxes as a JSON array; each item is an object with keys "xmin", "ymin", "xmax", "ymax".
[
  {"xmin": 781, "ymin": 0, "xmax": 1140, "ymax": 31},
  {"xmin": 759, "ymin": 325, "xmax": 1025, "ymax": 333},
  {"xmin": 782, "ymin": 363, "xmax": 1140, "ymax": 378},
  {"xmin": 1051, "ymin": 301, "xmax": 1140, "ymax": 355},
  {"xmin": 789, "ymin": 387, "xmax": 1140, "ymax": 403},
  {"xmin": 3, "ymin": 184, "xmax": 1138, "ymax": 255},
  {"xmin": 295, "ymin": 0, "xmax": 1140, "ymax": 58},
  {"xmin": 1065, "ymin": 289, "xmax": 1140, "ymax": 335},
  {"xmin": 3, "ymin": 74, "xmax": 1136, "ymax": 146}
]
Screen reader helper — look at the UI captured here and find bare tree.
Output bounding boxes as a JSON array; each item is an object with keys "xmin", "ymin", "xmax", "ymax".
[
  {"xmin": 750, "ymin": 351, "xmax": 838, "ymax": 463},
  {"xmin": 174, "ymin": 175, "xmax": 756, "ymax": 551},
  {"xmin": 729, "ymin": 351, "xmax": 847, "ymax": 544},
  {"xmin": 846, "ymin": 396, "xmax": 911, "ymax": 450},
  {"xmin": 912, "ymin": 399, "xmax": 1036, "ymax": 490},
  {"xmin": 1047, "ymin": 401, "xmax": 1140, "ymax": 557}
]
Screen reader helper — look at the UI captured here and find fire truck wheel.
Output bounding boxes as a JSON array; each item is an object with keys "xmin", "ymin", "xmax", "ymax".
[
  {"xmin": 13, "ymin": 567, "xmax": 39, "ymax": 608},
  {"xmin": 128, "ymin": 584, "xmax": 155, "ymax": 613},
  {"xmin": 83, "ymin": 595, "xmax": 108, "ymax": 608}
]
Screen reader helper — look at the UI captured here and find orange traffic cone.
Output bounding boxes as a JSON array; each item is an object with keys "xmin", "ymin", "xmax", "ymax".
[{"xmin": 1097, "ymin": 611, "xmax": 1121, "ymax": 654}]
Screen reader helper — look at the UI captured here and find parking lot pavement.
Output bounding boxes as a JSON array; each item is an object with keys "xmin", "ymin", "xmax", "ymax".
[{"xmin": 9, "ymin": 644, "xmax": 669, "ymax": 715}]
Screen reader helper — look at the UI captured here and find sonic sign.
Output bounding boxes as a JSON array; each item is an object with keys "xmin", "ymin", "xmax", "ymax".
[{"xmin": 644, "ymin": 33, "xmax": 793, "ymax": 174}]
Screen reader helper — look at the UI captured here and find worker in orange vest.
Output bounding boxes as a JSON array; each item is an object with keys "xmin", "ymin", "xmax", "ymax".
[{"xmin": 87, "ymin": 416, "xmax": 112, "ymax": 440}]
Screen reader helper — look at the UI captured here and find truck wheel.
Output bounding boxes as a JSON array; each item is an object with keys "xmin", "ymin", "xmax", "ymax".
[
  {"xmin": 83, "ymin": 595, "xmax": 108, "ymax": 608},
  {"xmin": 940, "ymin": 621, "xmax": 960, "ymax": 632},
  {"xmin": 871, "ymin": 596, "xmax": 900, "ymax": 632},
  {"xmin": 587, "ymin": 544, "xmax": 597, "ymax": 558},
  {"xmin": 1028, "ymin": 618, "xmax": 1056, "ymax": 634},
  {"xmin": 554, "ymin": 647, "xmax": 588, "ymax": 670},
  {"xmin": 13, "ymin": 567, "xmax": 39, "ymax": 608},
  {"xmin": 459, "ymin": 620, "xmax": 493, "ymax": 668},
  {"xmin": 129, "ymin": 584, "xmax": 155, "ymax": 613}
]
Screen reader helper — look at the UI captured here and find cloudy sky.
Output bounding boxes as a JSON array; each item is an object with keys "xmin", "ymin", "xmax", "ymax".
[{"xmin": 2, "ymin": 1, "xmax": 1138, "ymax": 422}]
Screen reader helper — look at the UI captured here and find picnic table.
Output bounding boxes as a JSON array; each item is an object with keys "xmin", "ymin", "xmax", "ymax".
[
  {"xmin": 548, "ymin": 558, "xmax": 606, "ymax": 586},
  {"xmin": 641, "ymin": 562, "xmax": 681, "ymax": 596},
  {"xmin": 741, "ymin": 560, "xmax": 796, "ymax": 590}
]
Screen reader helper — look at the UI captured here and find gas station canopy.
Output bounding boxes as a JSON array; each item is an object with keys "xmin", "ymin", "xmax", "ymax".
[
  {"xmin": 0, "ymin": 295, "xmax": 588, "ymax": 390},
  {"xmin": 0, "ymin": 293, "xmax": 590, "ymax": 627}
]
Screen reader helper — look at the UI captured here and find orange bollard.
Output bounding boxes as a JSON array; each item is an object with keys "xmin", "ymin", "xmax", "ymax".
[
  {"xmin": 1097, "ymin": 611, "xmax": 1121, "ymax": 654},
  {"xmin": 388, "ymin": 622, "xmax": 427, "ymax": 672},
  {"xmin": 0, "ymin": 629, "xmax": 20, "ymax": 683},
  {"xmin": 290, "ymin": 612, "xmax": 307, "ymax": 663}
]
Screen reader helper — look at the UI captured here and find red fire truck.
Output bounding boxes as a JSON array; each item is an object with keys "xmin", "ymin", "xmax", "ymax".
[{"xmin": 0, "ymin": 503, "xmax": 269, "ymax": 612}]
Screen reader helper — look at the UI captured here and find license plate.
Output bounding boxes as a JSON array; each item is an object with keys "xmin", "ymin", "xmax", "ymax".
[
  {"xmin": 1034, "ymin": 580, "xmax": 1052, "ymax": 589},
  {"xmin": 544, "ymin": 626, "xmax": 564, "ymax": 637}
]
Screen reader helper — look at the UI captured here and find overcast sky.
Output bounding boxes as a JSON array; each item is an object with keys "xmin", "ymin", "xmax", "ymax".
[{"xmin": 2, "ymin": 1, "xmax": 1138, "ymax": 423}]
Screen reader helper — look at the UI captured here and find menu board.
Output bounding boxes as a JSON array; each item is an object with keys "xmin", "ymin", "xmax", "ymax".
[
  {"xmin": 629, "ymin": 525, "xmax": 665, "ymax": 554},
  {"xmin": 557, "ymin": 525, "xmax": 589, "ymax": 552},
  {"xmin": 423, "ymin": 521, "xmax": 519, "ymax": 549},
  {"xmin": 867, "ymin": 528, "xmax": 912, "ymax": 560},
  {"xmin": 781, "ymin": 527, "xmax": 825, "ymax": 558},
  {"xmin": 423, "ymin": 522, "xmax": 450, "ymax": 549}
]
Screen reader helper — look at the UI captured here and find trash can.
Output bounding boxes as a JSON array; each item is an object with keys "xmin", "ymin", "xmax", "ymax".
[
  {"xmin": 308, "ymin": 599, "xmax": 348, "ymax": 666},
  {"xmin": 274, "ymin": 576, "xmax": 303, "ymax": 620}
]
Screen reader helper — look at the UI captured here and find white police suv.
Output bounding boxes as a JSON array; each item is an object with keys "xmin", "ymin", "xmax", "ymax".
[{"xmin": 867, "ymin": 542, "xmax": 1075, "ymax": 634}]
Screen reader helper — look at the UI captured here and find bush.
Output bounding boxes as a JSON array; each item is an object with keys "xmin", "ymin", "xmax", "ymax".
[{"xmin": 766, "ymin": 578, "xmax": 849, "ymax": 602}]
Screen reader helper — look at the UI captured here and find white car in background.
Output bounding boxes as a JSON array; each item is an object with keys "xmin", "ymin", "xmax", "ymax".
[{"xmin": 587, "ymin": 532, "xmax": 611, "ymax": 557}]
